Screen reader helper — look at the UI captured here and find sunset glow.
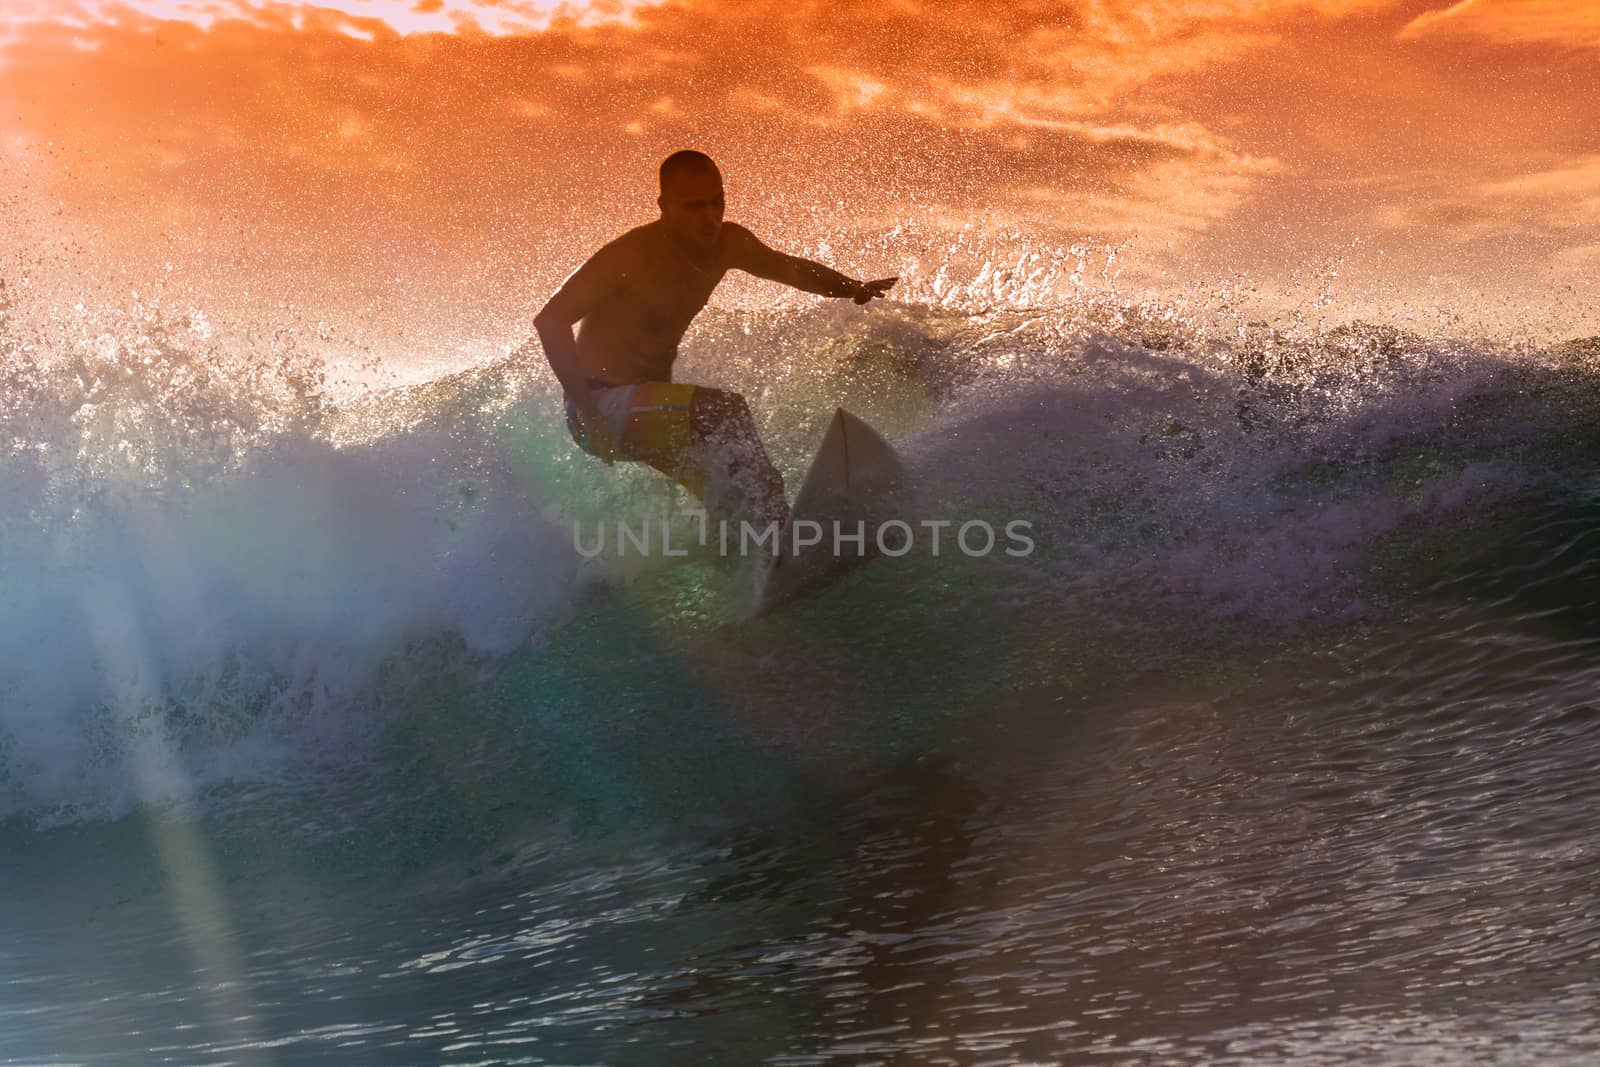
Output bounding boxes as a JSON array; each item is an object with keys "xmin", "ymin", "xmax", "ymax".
[
  {"xmin": 3, "ymin": 0, "xmax": 1596, "ymax": 341},
  {"xmin": 3, "ymin": 0, "xmax": 661, "ymax": 36}
]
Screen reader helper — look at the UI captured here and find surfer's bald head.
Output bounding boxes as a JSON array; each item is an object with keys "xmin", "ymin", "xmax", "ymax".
[
  {"xmin": 657, "ymin": 150, "xmax": 725, "ymax": 250},
  {"xmin": 659, "ymin": 150, "xmax": 720, "ymax": 197}
]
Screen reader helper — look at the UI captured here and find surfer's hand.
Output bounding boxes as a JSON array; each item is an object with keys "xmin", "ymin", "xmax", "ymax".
[{"xmin": 853, "ymin": 277, "xmax": 897, "ymax": 305}]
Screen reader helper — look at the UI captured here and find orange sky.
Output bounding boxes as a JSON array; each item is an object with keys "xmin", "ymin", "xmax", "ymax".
[{"xmin": 1, "ymin": 0, "xmax": 1596, "ymax": 353}]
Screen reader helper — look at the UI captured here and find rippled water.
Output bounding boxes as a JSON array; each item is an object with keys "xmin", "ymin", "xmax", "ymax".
[
  {"xmin": 7, "ymin": 492, "xmax": 1600, "ymax": 1064},
  {"xmin": 5, "ymin": 281, "xmax": 1600, "ymax": 1062}
]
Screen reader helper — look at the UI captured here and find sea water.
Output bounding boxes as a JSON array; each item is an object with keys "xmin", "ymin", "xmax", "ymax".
[{"xmin": 3, "ymin": 267, "xmax": 1599, "ymax": 1064}]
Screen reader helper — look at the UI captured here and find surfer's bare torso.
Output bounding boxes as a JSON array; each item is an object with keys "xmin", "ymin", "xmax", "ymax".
[{"xmin": 573, "ymin": 219, "xmax": 732, "ymax": 384}]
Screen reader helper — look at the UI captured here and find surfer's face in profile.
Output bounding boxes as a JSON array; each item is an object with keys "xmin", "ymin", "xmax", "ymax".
[{"xmin": 658, "ymin": 167, "xmax": 725, "ymax": 251}]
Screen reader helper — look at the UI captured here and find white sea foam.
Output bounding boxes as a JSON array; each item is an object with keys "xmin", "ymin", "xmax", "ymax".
[{"xmin": 0, "ymin": 262, "xmax": 1589, "ymax": 824}]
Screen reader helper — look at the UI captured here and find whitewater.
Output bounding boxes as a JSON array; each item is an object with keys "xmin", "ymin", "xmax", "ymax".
[{"xmin": 3, "ymin": 247, "xmax": 1600, "ymax": 1063}]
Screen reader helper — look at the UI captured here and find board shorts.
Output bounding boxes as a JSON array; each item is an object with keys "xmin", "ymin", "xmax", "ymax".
[
  {"xmin": 565, "ymin": 380, "xmax": 694, "ymax": 463},
  {"xmin": 565, "ymin": 378, "xmax": 710, "ymax": 500},
  {"xmin": 564, "ymin": 378, "xmax": 787, "ymax": 531}
]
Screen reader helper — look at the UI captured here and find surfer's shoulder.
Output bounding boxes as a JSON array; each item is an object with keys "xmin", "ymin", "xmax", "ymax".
[
  {"xmin": 720, "ymin": 222, "xmax": 767, "ymax": 268},
  {"xmin": 589, "ymin": 225, "xmax": 649, "ymax": 261},
  {"xmin": 722, "ymin": 220, "xmax": 757, "ymax": 249},
  {"xmin": 569, "ymin": 225, "xmax": 654, "ymax": 286},
  {"xmin": 721, "ymin": 222, "xmax": 788, "ymax": 278},
  {"xmin": 544, "ymin": 231, "xmax": 641, "ymax": 318},
  {"xmin": 617, "ymin": 221, "xmax": 660, "ymax": 247}
]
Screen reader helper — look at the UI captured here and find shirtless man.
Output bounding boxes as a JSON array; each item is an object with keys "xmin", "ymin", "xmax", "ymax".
[{"xmin": 528, "ymin": 150, "xmax": 896, "ymax": 534}]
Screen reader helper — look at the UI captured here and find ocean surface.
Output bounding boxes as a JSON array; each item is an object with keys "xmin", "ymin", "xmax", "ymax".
[{"xmin": 3, "ymin": 272, "xmax": 1600, "ymax": 1064}]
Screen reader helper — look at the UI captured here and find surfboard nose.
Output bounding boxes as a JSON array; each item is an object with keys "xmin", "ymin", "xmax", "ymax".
[{"xmin": 751, "ymin": 408, "xmax": 906, "ymax": 616}]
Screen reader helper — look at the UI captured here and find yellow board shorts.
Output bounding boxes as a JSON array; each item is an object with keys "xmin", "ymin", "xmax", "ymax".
[
  {"xmin": 565, "ymin": 379, "xmax": 705, "ymax": 497},
  {"xmin": 565, "ymin": 377, "xmax": 790, "ymax": 530}
]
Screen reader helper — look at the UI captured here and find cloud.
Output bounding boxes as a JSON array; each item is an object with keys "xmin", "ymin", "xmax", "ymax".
[
  {"xmin": 1372, "ymin": 154, "xmax": 1600, "ymax": 240},
  {"xmin": 2, "ymin": 0, "xmax": 1590, "ymax": 335},
  {"xmin": 1399, "ymin": 0, "xmax": 1600, "ymax": 49},
  {"xmin": 1, "ymin": 0, "xmax": 1323, "ymax": 262},
  {"xmin": 0, "ymin": 0, "xmax": 663, "ymax": 37}
]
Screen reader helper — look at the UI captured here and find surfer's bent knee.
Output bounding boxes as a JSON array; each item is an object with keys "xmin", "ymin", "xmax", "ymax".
[{"xmin": 689, "ymin": 387, "xmax": 755, "ymax": 443}]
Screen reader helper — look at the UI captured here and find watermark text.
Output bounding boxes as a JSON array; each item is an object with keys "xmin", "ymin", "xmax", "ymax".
[{"xmin": 573, "ymin": 511, "xmax": 1035, "ymax": 559}]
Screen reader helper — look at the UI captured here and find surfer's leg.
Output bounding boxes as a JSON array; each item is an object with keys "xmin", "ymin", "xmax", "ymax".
[
  {"xmin": 584, "ymin": 382, "xmax": 730, "ymax": 513},
  {"xmin": 566, "ymin": 382, "xmax": 642, "ymax": 456},
  {"xmin": 568, "ymin": 381, "xmax": 787, "ymax": 532},
  {"xmin": 682, "ymin": 387, "xmax": 789, "ymax": 533}
]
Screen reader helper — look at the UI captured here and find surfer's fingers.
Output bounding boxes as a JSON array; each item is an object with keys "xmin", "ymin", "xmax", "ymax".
[{"xmin": 854, "ymin": 279, "xmax": 894, "ymax": 304}]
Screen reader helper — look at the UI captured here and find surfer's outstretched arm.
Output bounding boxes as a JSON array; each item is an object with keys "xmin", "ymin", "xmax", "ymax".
[{"xmin": 726, "ymin": 223, "xmax": 896, "ymax": 305}]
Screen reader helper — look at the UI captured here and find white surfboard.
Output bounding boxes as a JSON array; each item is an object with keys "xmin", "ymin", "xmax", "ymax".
[{"xmin": 752, "ymin": 408, "xmax": 906, "ymax": 616}]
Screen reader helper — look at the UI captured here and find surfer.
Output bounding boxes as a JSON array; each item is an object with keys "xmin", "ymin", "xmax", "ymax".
[{"xmin": 527, "ymin": 150, "xmax": 897, "ymax": 534}]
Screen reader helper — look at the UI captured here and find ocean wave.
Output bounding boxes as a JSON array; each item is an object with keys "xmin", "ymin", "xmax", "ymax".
[{"xmin": 3, "ymin": 271, "xmax": 1598, "ymax": 826}]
